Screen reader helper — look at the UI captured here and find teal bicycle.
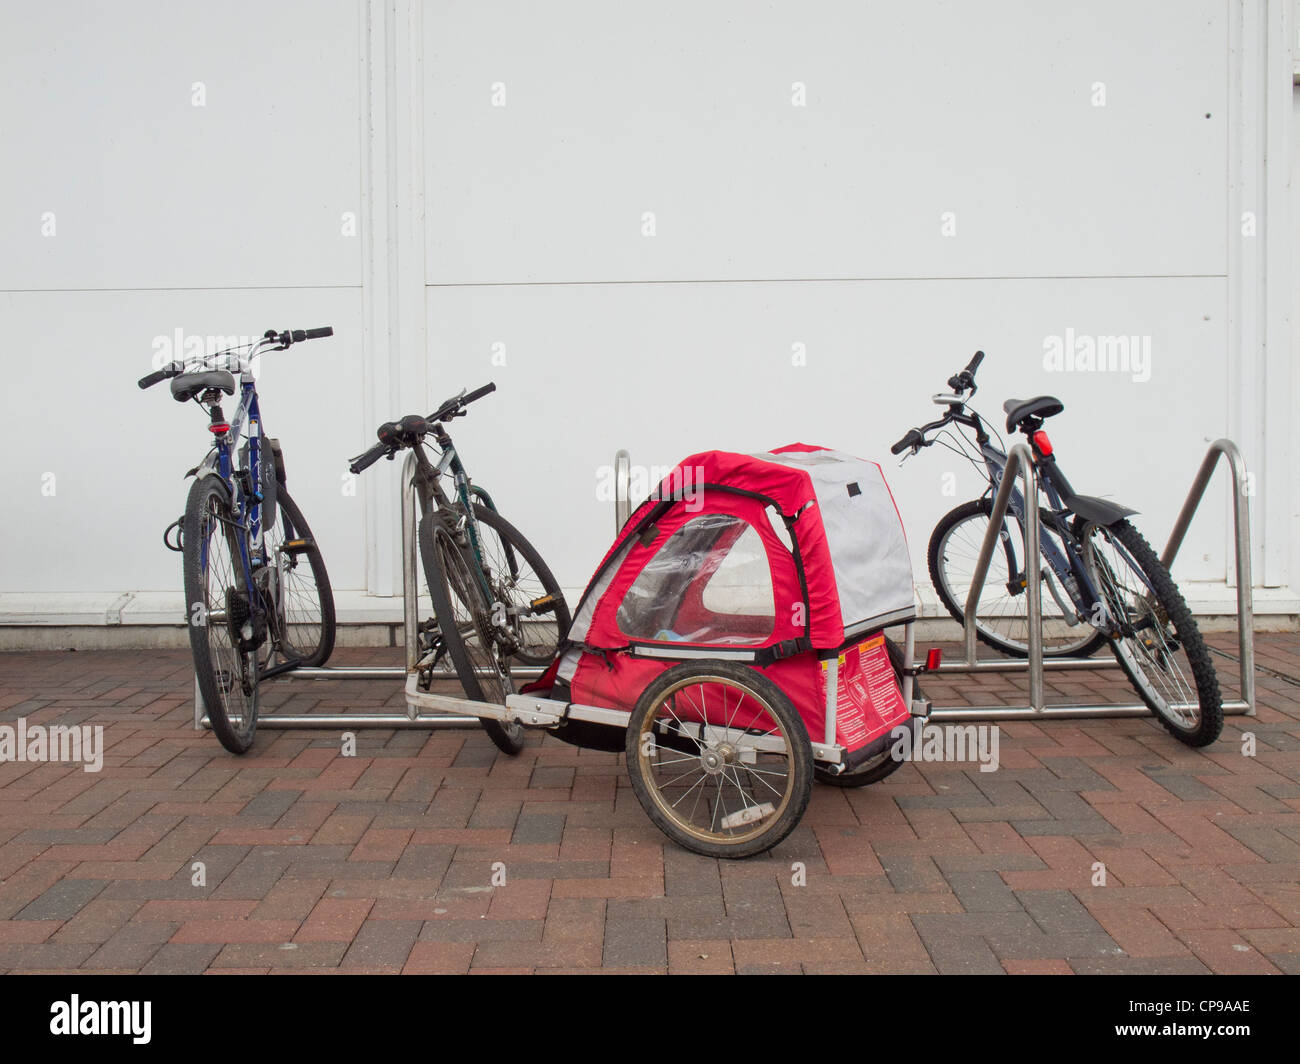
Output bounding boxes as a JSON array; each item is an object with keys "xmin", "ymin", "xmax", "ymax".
[{"xmin": 350, "ymin": 383, "xmax": 570, "ymax": 754}]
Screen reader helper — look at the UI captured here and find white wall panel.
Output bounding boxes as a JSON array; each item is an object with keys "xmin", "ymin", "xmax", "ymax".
[
  {"xmin": 0, "ymin": 0, "xmax": 363, "ymax": 290},
  {"xmin": 426, "ymin": 277, "xmax": 1230, "ymax": 597},
  {"xmin": 0, "ymin": 288, "xmax": 367, "ymax": 594},
  {"xmin": 0, "ymin": 1, "xmax": 1283, "ymax": 621},
  {"xmin": 425, "ymin": 0, "xmax": 1226, "ymax": 284}
]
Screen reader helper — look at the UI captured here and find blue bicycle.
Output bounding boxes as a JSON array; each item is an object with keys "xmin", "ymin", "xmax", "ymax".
[
  {"xmin": 892, "ymin": 351, "xmax": 1222, "ymax": 747},
  {"xmin": 139, "ymin": 327, "xmax": 337, "ymax": 753}
]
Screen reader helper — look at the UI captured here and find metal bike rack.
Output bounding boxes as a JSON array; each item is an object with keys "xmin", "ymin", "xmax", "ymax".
[
  {"xmin": 198, "ymin": 437, "xmax": 1255, "ymax": 734},
  {"xmin": 195, "ymin": 451, "xmax": 543, "ymax": 732},
  {"xmin": 927, "ymin": 437, "xmax": 1255, "ymax": 720},
  {"xmin": 609, "ymin": 439, "xmax": 1256, "ymax": 724},
  {"xmin": 613, "ymin": 449, "xmax": 632, "ymax": 533}
]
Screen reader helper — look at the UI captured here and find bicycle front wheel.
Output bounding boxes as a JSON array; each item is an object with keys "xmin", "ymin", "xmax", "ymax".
[
  {"xmin": 1076, "ymin": 518, "xmax": 1223, "ymax": 747},
  {"xmin": 419, "ymin": 513, "xmax": 524, "ymax": 755},
  {"xmin": 261, "ymin": 486, "xmax": 335, "ymax": 667},
  {"xmin": 471, "ymin": 504, "xmax": 570, "ymax": 667},
  {"xmin": 929, "ymin": 498, "xmax": 1108, "ymax": 658},
  {"xmin": 183, "ymin": 476, "xmax": 259, "ymax": 754}
]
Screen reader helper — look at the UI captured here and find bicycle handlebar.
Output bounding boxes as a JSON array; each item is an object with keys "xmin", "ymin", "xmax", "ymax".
[
  {"xmin": 137, "ymin": 363, "xmax": 181, "ymax": 390},
  {"xmin": 892, "ymin": 351, "xmax": 986, "ymax": 455},
  {"xmin": 890, "ymin": 428, "xmax": 924, "ymax": 455},
  {"xmin": 946, "ymin": 349, "xmax": 984, "ymax": 392},
  {"xmin": 348, "ymin": 441, "xmax": 394, "ymax": 475},
  {"xmin": 138, "ymin": 326, "xmax": 334, "ymax": 390},
  {"xmin": 351, "ymin": 382, "xmax": 497, "ymax": 476},
  {"xmin": 430, "ymin": 381, "xmax": 495, "ymax": 422}
]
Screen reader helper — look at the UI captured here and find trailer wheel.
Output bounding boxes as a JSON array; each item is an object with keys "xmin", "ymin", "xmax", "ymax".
[{"xmin": 625, "ymin": 661, "xmax": 813, "ymax": 859}]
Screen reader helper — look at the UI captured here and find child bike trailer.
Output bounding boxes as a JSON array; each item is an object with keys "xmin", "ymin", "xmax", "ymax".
[{"xmin": 525, "ymin": 444, "xmax": 925, "ymax": 857}]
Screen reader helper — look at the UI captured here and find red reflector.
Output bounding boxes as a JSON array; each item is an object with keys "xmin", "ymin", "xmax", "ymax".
[
  {"xmin": 208, "ymin": 423, "xmax": 229, "ymax": 434},
  {"xmin": 925, "ymin": 647, "xmax": 942, "ymax": 671},
  {"xmin": 1032, "ymin": 430, "xmax": 1053, "ymax": 456}
]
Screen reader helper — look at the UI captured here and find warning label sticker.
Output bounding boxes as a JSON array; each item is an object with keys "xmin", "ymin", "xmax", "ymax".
[{"xmin": 825, "ymin": 634, "xmax": 909, "ymax": 752}]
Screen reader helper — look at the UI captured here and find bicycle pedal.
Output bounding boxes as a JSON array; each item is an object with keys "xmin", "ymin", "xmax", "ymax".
[
  {"xmin": 280, "ymin": 539, "xmax": 312, "ymax": 554},
  {"xmin": 529, "ymin": 593, "xmax": 558, "ymax": 615}
]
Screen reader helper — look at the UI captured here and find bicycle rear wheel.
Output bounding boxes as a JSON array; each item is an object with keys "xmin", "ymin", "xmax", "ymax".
[
  {"xmin": 260, "ymin": 486, "xmax": 335, "ymax": 667},
  {"xmin": 419, "ymin": 513, "xmax": 524, "ymax": 755},
  {"xmin": 183, "ymin": 476, "xmax": 259, "ymax": 754},
  {"xmin": 471, "ymin": 504, "xmax": 570, "ymax": 667}
]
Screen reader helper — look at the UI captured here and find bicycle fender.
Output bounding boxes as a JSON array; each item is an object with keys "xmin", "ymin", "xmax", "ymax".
[
  {"xmin": 1069, "ymin": 493, "xmax": 1138, "ymax": 526},
  {"xmin": 267, "ymin": 438, "xmax": 288, "ymax": 485},
  {"xmin": 185, "ymin": 448, "xmax": 219, "ymax": 479}
]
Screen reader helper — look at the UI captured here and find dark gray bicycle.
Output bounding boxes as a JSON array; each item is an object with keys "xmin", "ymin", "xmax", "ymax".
[
  {"xmin": 349, "ymin": 383, "xmax": 570, "ymax": 755},
  {"xmin": 892, "ymin": 351, "xmax": 1222, "ymax": 747}
]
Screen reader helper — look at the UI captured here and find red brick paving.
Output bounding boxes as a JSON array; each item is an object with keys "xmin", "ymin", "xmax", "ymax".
[{"xmin": 0, "ymin": 633, "xmax": 1296, "ymax": 973}]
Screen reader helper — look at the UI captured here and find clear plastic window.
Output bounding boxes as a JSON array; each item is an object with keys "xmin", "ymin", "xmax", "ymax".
[{"xmin": 617, "ymin": 513, "xmax": 775, "ymax": 645}]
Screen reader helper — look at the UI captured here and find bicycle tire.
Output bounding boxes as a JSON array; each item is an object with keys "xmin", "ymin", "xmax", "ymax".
[
  {"xmin": 419, "ymin": 512, "xmax": 525, "ymax": 755},
  {"xmin": 261, "ymin": 486, "xmax": 336, "ymax": 668},
  {"xmin": 471, "ymin": 504, "xmax": 570, "ymax": 667},
  {"xmin": 183, "ymin": 476, "xmax": 259, "ymax": 754}
]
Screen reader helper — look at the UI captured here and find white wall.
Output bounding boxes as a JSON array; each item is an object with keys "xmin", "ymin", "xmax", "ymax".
[
  {"xmin": 0, "ymin": 0, "xmax": 1294, "ymax": 626},
  {"xmin": 0, "ymin": 0, "xmax": 369, "ymax": 607}
]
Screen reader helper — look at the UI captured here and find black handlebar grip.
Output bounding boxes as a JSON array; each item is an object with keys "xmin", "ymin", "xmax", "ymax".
[
  {"xmin": 138, "ymin": 368, "xmax": 169, "ymax": 390},
  {"xmin": 349, "ymin": 443, "xmax": 390, "ymax": 475},
  {"xmin": 966, "ymin": 350, "xmax": 985, "ymax": 374},
  {"xmin": 303, "ymin": 327, "xmax": 333, "ymax": 340},
  {"xmin": 891, "ymin": 429, "xmax": 922, "ymax": 455},
  {"xmin": 463, "ymin": 381, "xmax": 496, "ymax": 405}
]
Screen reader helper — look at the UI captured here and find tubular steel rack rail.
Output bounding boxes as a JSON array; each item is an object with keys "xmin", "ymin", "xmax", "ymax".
[
  {"xmin": 198, "ymin": 440, "xmax": 1255, "ymax": 733},
  {"xmin": 925, "ymin": 438, "xmax": 1254, "ymax": 721}
]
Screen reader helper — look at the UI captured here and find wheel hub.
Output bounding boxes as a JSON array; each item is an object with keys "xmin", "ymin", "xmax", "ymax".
[{"xmin": 700, "ymin": 742, "xmax": 736, "ymax": 776}]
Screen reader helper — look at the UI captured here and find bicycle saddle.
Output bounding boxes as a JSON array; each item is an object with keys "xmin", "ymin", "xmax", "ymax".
[
  {"xmin": 171, "ymin": 370, "xmax": 236, "ymax": 403},
  {"xmin": 1003, "ymin": 395, "xmax": 1064, "ymax": 432}
]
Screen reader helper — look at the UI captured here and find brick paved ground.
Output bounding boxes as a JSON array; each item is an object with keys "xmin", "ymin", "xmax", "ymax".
[{"xmin": 0, "ymin": 631, "xmax": 1296, "ymax": 974}]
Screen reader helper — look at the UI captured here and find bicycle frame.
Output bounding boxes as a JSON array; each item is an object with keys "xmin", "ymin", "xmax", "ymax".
[
  {"xmin": 190, "ymin": 340, "xmax": 282, "ymax": 633},
  {"xmin": 409, "ymin": 426, "xmax": 496, "ymax": 601},
  {"xmin": 921, "ymin": 404, "xmax": 1108, "ymax": 622}
]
